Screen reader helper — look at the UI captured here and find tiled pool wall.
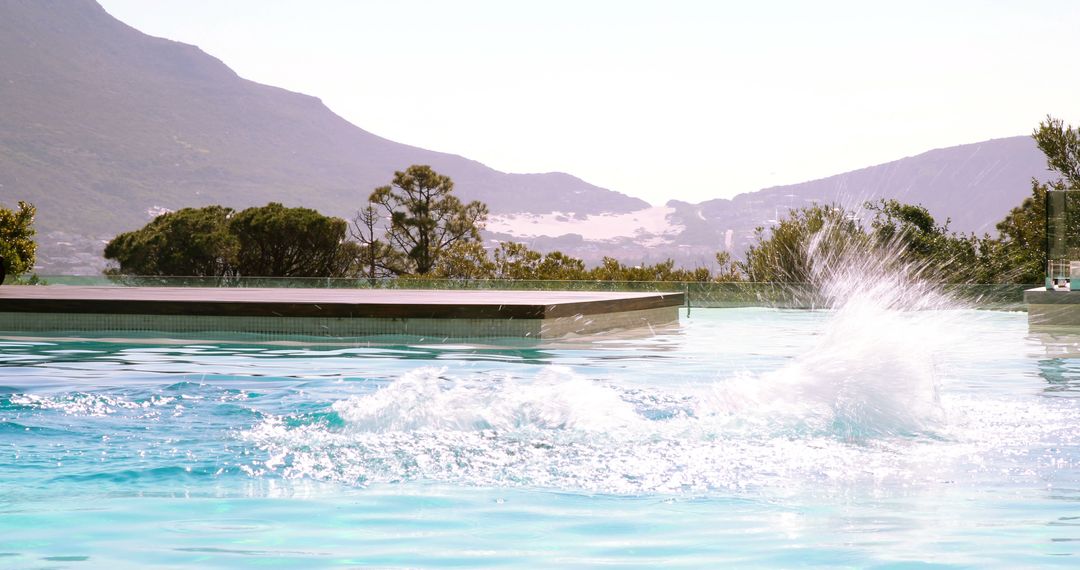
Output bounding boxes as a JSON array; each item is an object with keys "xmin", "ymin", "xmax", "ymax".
[
  {"xmin": 1026, "ymin": 288, "xmax": 1080, "ymax": 326},
  {"xmin": 0, "ymin": 306, "xmax": 679, "ymax": 342}
]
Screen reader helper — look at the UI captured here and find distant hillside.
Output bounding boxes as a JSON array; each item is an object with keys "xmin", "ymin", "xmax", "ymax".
[
  {"xmin": 486, "ymin": 137, "xmax": 1052, "ymax": 270},
  {"xmin": 0, "ymin": 0, "xmax": 647, "ymax": 243},
  {"xmin": 665, "ymin": 136, "xmax": 1050, "ymax": 256},
  {"xmin": 0, "ymin": 1, "xmax": 1052, "ymax": 274}
]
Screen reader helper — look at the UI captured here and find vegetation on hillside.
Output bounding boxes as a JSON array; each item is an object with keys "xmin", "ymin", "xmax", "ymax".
[
  {"xmin": 229, "ymin": 202, "xmax": 358, "ymax": 278},
  {"xmin": 0, "ymin": 200, "xmax": 37, "ymax": 282},
  {"xmin": 104, "ymin": 203, "xmax": 355, "ymax": 278},
  {"xmin": 732, "ymin": 192, "xmax": 1045, "ymax": 287},
  {"xmin": 739, "ymin": 205, "xmax": 865, "ymax": 283},
  {"xmin": 360, "ymin": 165, "xmax": 489, "ymax": 276},
  {"xmin": 103, "ymin": 206, "xmax": 236, "ymax": 278},
  {"xmin": 89, "ymin": 117, "xmax": 1080, "ymax": 286},
  {"xmin": 728, "ymin": 116, "xmax": 1080, "ymax": 286}
]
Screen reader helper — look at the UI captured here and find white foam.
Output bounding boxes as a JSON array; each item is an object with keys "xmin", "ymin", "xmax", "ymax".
[
  {"xmin": 329, "ymin": 366, "xmax": 640, "ymax": 433},
  {"xmin": 10, "ymin": 392, "xmax": 177, "ymax": 417},
  {"xmin": 238, "ymin": 222, "xmax": 1042, "ymax": 493}
]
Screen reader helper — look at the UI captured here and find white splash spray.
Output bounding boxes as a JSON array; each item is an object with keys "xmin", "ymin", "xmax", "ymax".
[
  {"xmin": 330, "ymin": 366, "xmax": 639, "ymax": 433},
  {"xmin": 240, "ymin": 220, "xmax": 991, "ymax": 492}
]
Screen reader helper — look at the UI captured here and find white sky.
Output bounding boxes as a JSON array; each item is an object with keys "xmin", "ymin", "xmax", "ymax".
[{"xmin": 98, "ymin": 0, "xmax": 1080, "ymax": 206}]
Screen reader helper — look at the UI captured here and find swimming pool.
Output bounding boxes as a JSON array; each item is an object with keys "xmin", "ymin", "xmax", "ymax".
[{"xmin": 2, "ymin": 300, "xmax": 1079, "ymax": 567}]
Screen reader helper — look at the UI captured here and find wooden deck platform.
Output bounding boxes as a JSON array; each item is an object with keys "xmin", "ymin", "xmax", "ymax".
[{"xmin": 0, "ymin": 286, "xmax": 684, "ymax": 340}]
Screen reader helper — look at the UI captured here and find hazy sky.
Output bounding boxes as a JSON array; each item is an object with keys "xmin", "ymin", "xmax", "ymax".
[{"xmin": 98, "ymin": 0, "xmax": 1080, "ymax": 206}]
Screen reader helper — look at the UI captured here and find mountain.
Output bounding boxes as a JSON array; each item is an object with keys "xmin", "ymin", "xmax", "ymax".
[
  {"xmin": 0, "ymin": 1, "xmax": 1053, "ymax": 274},
  {"xmin": 489, "ymin": 136, "xmax": 1051, "ymax": 269},
  {"xmin": 0, "ymin": 0, "xmax": 647, "ymax": 245},
  {"xmin": 666, "ymin": 136, "xmax": 1049, "ymax": 256}
]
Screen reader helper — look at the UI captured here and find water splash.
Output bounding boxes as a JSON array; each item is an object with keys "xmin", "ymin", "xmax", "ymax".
[
  {"xmin": 8, "ymin": 392, "xmax": 178, "ymax": 417},
  {"xmin": 329, "ymin": 366, "xmax": 639, "ymax": 433},
  {"xmin": 241, "ymin": 224, "xmax": 978, "ymax": 492},
  {"xmin": 705, "ymin": 216, "xmax": 963, "ymax": 439}
]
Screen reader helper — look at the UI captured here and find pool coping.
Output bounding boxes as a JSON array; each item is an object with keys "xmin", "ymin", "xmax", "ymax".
[{"xmin": 0, "ymin": 286, "xmax": 685, "ymax": 339}]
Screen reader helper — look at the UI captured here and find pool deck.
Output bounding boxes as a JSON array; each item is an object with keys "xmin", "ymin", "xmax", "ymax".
[{"xmin": 0, "ymin": 286, "xmax": 684, "ymax": 340}]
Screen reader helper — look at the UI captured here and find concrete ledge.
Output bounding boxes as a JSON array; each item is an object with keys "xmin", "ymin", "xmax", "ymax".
[
  {"xmin": 0, "ymin": 286, "xmax": 684, "ymax": 340},
  {"xmin": 1026, "ymin": 287, "xmax": 1080, "ymax": 326}
]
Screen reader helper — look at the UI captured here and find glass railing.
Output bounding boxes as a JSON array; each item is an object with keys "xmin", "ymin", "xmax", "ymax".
[{"xmin": 31, "ymin": 275, "xmax": 1038, "ymax": 311}]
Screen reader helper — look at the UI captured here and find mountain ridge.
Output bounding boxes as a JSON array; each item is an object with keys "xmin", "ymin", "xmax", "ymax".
[
  {"xmin": 485, "ymin": 136, "xmax": 1050, "ymax": 270},
  {"xmin": 0, "ymin": 0, "xmax": 648, "ymax": 241},
  {"xmin": 0, "ymin": 0, "xmax": 1055, "ymax": 273},
  {"xmin": 650, "ymin": 136, "xmax": 1049, "ymax": 261},
  {"xmin": 710, "ymin": 135, "xmax": 1048, "ymax": 233}
]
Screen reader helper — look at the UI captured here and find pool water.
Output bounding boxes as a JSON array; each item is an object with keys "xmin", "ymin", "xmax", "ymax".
[{"xmin": 2, "ymin": 304, "xmax": 1080, "ymax": 568}]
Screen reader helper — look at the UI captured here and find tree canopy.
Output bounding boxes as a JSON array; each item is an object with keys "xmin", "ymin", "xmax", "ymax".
[
  {"xmin": 0, "ymin": 200, "xmax": 37, "ymax": 281},
  {"xmin": 733, "ymin": 198, "xmax": 1046, "ymax": 285},
  {"xmin": 432, "ymin": 240, "xmax": 495, "ymax": 280},
  {"xmin": 350, "ymin": 203, "xmax": 398, "ymax": 280},
  {"xmin": 423, "ymin": 239, "xmax": 729, "ymax": 282},
  {"xmin": 865, "ymin": 199, "xmax": 982, "ymax": 281},
  {"xmin": 985, "ymin": 180, "xmax": 1047, "ymax": 283},
  {"xmin": 491, "ymin": 242, "xmax": 587, "ymax": 280},
  {"xmin": 738, "ymin": 204, "xmax": 866, "ymax": 283},
  {"xmin": 229, "ymin": 202, "xmax": 357, "ymax": 278},
  {"xmin": 366, "ymin": 165, "xmax": 488, "ymax": 275},
  {"xmin": 1034, "ymin": 116, "xmax": 1080, "ymax": 189},
  {"xmin": 104, "ymin": 206, "xmax": 237, "ymax": 277},
  {"xmin": 105, "ymin": 203, "xmax": 356, "ymax": 278}
]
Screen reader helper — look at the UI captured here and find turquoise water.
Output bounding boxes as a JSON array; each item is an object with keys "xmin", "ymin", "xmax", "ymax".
[{"xmin": 3, "ymin": 306, "xmax": 1080, "ymax": 567}]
